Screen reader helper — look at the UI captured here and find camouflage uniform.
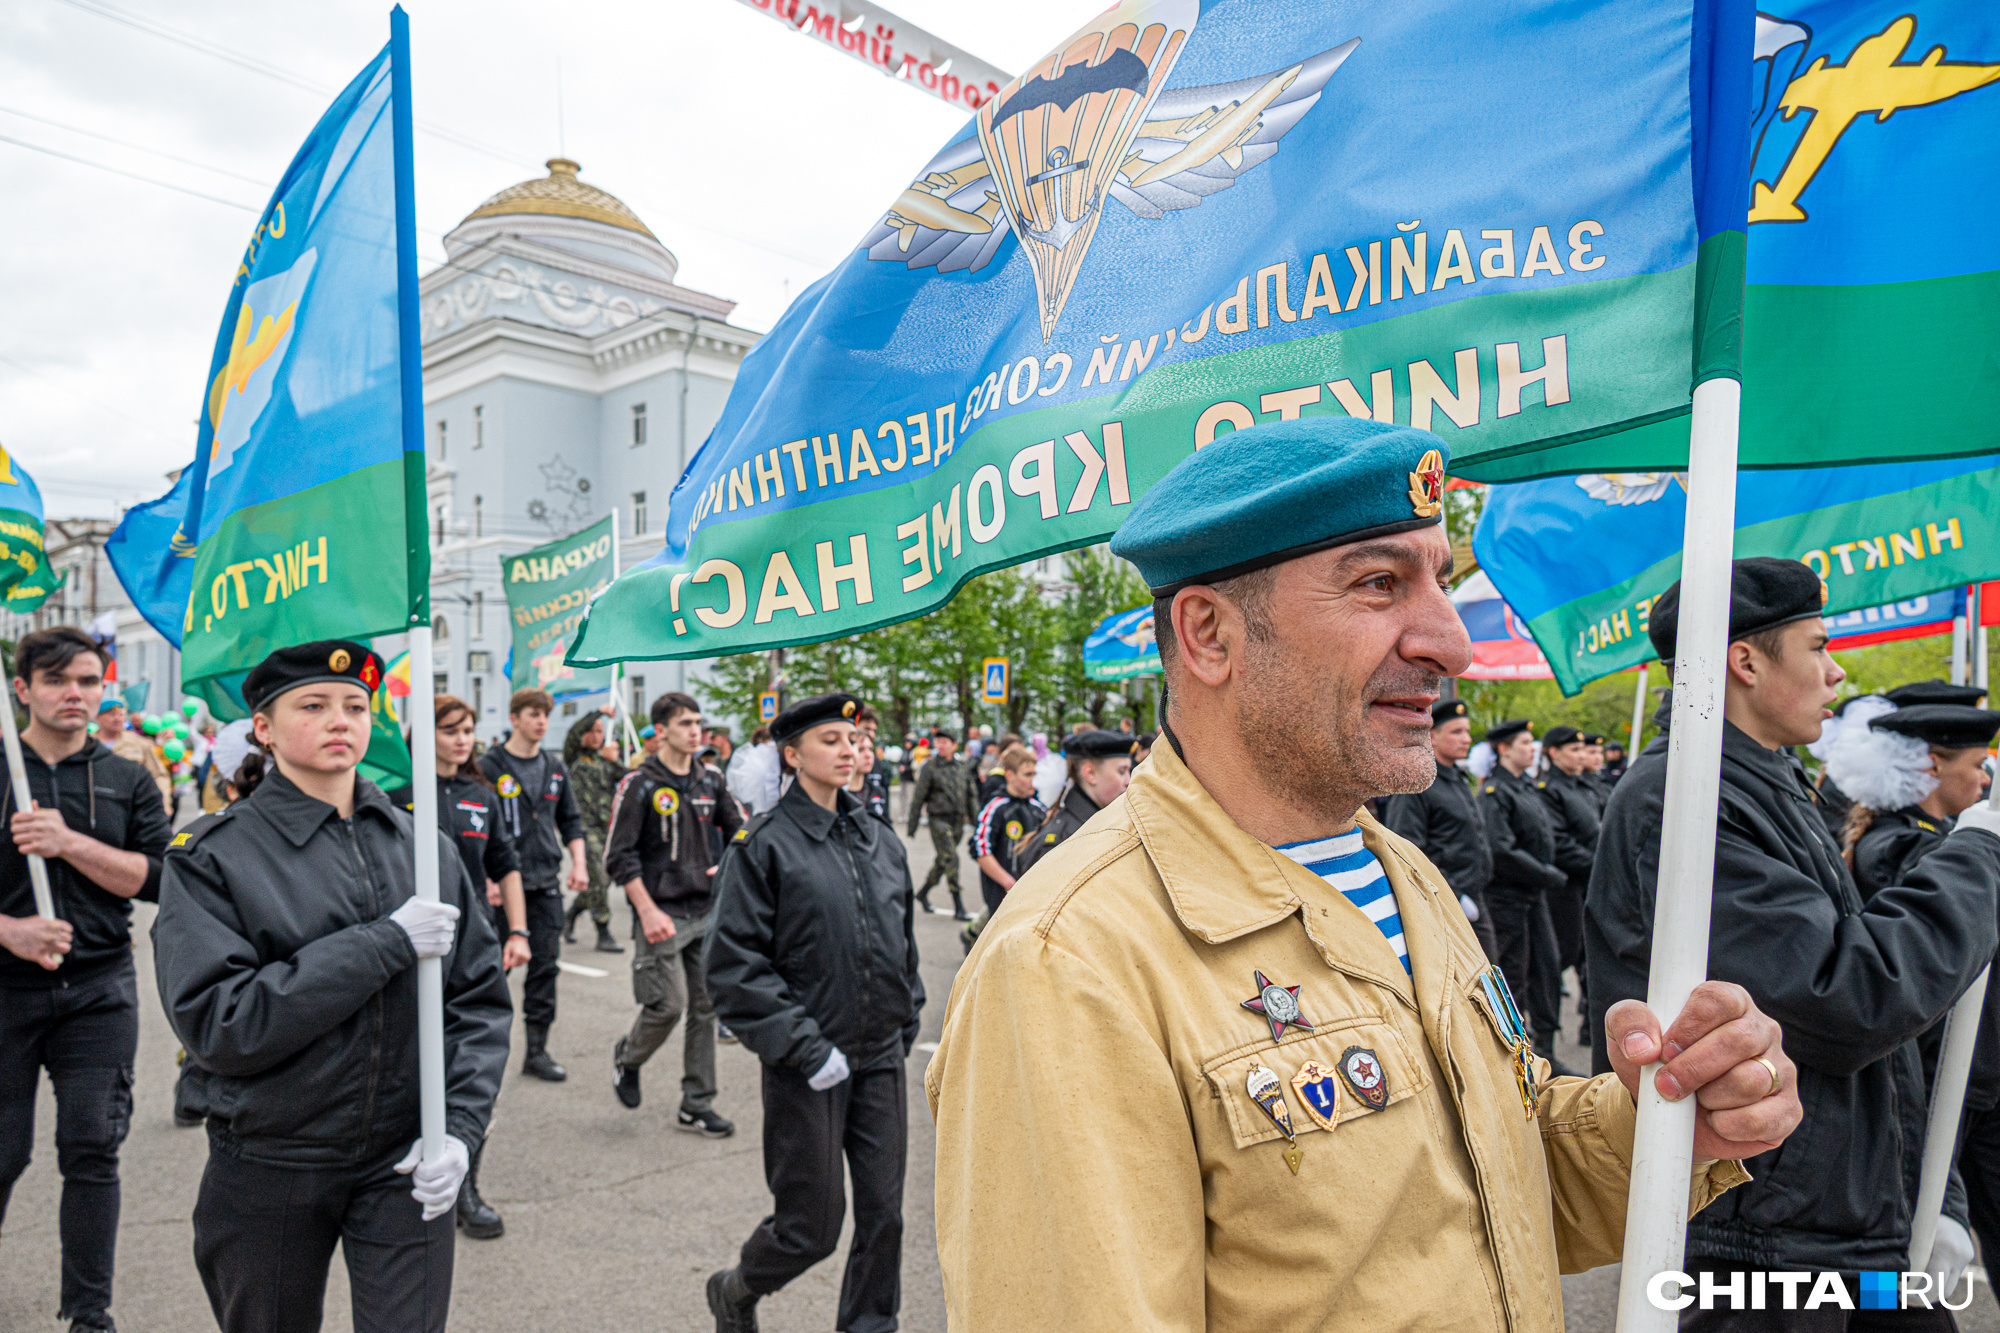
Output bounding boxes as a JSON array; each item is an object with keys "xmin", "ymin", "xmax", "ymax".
[
  {"xmin": 905, "ymin": 753, "xmax": 979, "ymax": 914},
  {"xmin": 564, "ymin": 714, "xmax": 625, "ymax": 937}
]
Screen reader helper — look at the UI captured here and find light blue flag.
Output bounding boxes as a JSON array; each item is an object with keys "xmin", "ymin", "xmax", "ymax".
[{"xmin": 1083, "ymin": 606, "xmax": 1160, "ymax": 681}]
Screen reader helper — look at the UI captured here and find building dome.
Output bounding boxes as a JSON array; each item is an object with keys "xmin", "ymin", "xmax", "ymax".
[{"xmin": 444, "ymin": 158, "xmax": 678, "ymax": 284}]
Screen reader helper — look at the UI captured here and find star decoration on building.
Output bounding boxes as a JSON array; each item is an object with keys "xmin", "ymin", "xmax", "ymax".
[{"xmin": 1241, "ymin": 969, "xmax": 1314, "ymax": 1042}]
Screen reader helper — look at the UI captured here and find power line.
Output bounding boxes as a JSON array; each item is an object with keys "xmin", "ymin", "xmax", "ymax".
[
  {"xmin": 0, "ymin": 130, "xmax": 259, "ymax": 211},
  {"xmin": 0, "ymin": 103, "xmax": 273, "ymax": 187}
]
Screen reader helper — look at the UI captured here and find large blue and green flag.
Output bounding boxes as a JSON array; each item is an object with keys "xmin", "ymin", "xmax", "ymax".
[
  {"xmin": 104, "ymin": 13, "xmax": 425, "ymax": 784},
  {"xmin": 569, "ymin": 0, "xmax": 1755, "ymax": 666},
  {"xmin": 1474, "ymin": 454, "xmax": 2000, "ymax": 694},
  {"xmin": 0, "ymin": 445, "xmax": 66, "ymax": 616},
  {"xmin": 1464, "ymin": 3, "xmax": 2000, "ymax": 480}
]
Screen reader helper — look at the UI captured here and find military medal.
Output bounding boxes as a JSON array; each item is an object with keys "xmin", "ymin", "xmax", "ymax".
[
  {"xmin": 1290, "ymin": 1059, "xmax": 1341, "ymax": 1133},
  {"xmin": 1479, "ymin": 965, "xmax": 1539, "ymax": 1120},
  {"xmin": 1241, "ymin": 969, "xmax": 1314, "ymax": 1042},
  {"xmin": 1245, "ymin": 1062, "xmax": 1304, "ymax": 1174},
  {"xmin": 1337, "ymin": 1046, "xmax": 1390, "ymax": 1111}
]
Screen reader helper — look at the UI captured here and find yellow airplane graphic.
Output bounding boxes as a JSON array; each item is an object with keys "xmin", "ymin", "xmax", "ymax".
[
  {"xmin": 1123, "ymin": 63, "xmax": 1302, "ymax": 188},
  {"xmin": 205, "ymin": 298, "xmax": 298, "ymax": 439},
  {"xmin": 1752, "ymin": 15, "xmax": 2000, "ymax": 223},
  {"xmin": 0, "ymin": 442, "xmax": 17, "ymax": 487}
]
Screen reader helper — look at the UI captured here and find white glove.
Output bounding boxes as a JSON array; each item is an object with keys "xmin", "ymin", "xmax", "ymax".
[
  {"xmin": 1932, "ymin": 1215, "xmax": 1975, "ymax": 1304},
  {"xmin": 389, "ymin": 898, "xmax": 460, "ymax": 959},
  {"xmin": 808, "ymin": 1047, "xmax": 851, "ymax": 1091},
  {"xmin": 393, "ymin": 1134, "xmax": 470, "ymax": 1220},
  {"xmin": 1952, "ymin": 803, "xmax": 2000, "ymax": 841},
  {"xmin": 1458, "ymin": 894, "xmax": 1481, "ymax": 923}
]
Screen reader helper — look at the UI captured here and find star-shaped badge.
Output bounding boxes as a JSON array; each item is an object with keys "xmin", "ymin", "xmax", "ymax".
[{"xmin": 1241, "ymin": 969, "xmax": 1314, "ymax": 1042}]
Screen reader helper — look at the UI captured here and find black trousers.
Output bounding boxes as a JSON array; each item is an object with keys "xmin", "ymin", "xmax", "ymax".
[
  {"xmin": 500, "ymin": 889, "xmax": 562, "ymax": 1029},
  {"xmin": 193, "ymin": 1136, "xmax": 455, "ymax": 1333},
  {"xmin": 739, "ymin": 1061, "xmax": 907, "ymax": 1333},
  {"xmin": 0, "ymin": 956, "xmax": 138, "ymax": 1324},
  {"xmin": 1678, "ymin": 1258, "xmax": 1958, "ymax": 1330},
  {"xmin": 1487, "ymin": 882, "xmax": 1562, "ymax": 1039},
  {"xmin": 1959, "ymin": 1100, "xmax": 2000, "ymax": 1270},
  {"xmin": 1547, "ymin": 876, "xmax": 1590, "ymax": 1038}
]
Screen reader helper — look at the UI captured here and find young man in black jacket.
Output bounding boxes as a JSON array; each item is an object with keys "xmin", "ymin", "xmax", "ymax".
[
  {"xmin": 0, "ymin": 627, "xmax": 174, "ymax": 1333},
  {"xmin": 1590, "ymin": 560, "xmax": 2000, "ymax": 1324},
  {"xmin": 1378, "ymin": 698, "xmax": 1497, "ymax": 959},
  {"xmin": 705, "ymin": 693, "xmax": 923, "ymax": 1333},
  {"xmin": 605, "ymin": 691, "xmax": 743, "ymax": 1134},
  {"xmin": 152, "ymin": 640, "xmax": 512, "ymax": 1333},
  {"xmin": 480, "ymin": 687, "xmax": 588, "ymax": 1081}
]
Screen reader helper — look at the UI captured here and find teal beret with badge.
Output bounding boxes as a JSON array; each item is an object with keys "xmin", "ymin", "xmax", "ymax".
[{"xmin": 1109, "ymin": 417, "xmax": 1450, "ymax": 596}]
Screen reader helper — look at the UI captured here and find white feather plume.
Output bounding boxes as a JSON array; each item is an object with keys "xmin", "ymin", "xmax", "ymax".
[
  {"xmin": 1465, "ymin": 741, "xmax": 1496, "ymax": 780},
  {"xmin": 1824, "ymin": 695, "xmax": 1937, "ymax": 811}
]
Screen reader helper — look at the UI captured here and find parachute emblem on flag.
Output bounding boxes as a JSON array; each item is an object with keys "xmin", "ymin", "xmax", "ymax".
[
  {"xmin": 867, "ymin": 0, "xmax": 1358, "ymax": 340},
  {"xmin": 1574, "ymin": 473, "xmax": 1686, "ymax": 507}
]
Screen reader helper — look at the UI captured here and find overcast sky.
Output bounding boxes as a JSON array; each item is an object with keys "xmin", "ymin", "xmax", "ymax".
[{"xmin": 0, "ymin": 0, "xmax": 1083, "ymax": 518}]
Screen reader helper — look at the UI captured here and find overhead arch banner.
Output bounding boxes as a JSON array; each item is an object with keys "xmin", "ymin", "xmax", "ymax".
[{"xmin": 570, "ymin": 0, "xmax": 1755, "ymax": 666}]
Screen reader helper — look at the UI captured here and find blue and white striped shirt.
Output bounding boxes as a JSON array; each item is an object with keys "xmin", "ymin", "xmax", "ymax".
[{"xmin": 1274, "ymin": 829, "xmax": 1408, "ymax": 973}]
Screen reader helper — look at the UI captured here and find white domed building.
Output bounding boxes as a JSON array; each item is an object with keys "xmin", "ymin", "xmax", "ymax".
[{"xmin": 419, "ymin": 159, "xmax": 757, "ymax": 729}]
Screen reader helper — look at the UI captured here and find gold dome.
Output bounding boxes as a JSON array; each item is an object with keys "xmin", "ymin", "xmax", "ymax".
[{"xmin": 462, "ymin": 158, "xmax": 654, "ymax": 238}]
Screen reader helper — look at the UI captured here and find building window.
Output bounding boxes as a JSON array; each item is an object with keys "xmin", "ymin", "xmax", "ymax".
[
  {"xmin": 473, "ymin": 405, "xmax": 484, "ymax": 448},
  {"xmin": 433, "ymin": 672, "xmax": 449, "ymax": 696},
  {"xmin": 632, "ymin": 403, "xmax": 647, "ymax": 446},
  {"xmin": 434, "ymin": 506, "xmax": 445, "ymax": 544},
  {"xmin": 562, "ymin": 700, "xmax": 578, "ymax": 717},
  {"xmin": 630, "ymin": 675, "xmax": 646, "ymax": 720},
  {"xmin": 473, "ymin": 591, "xmax": 484, "ymax": 639},
  {"xmin": 473, "ymin": 495, "xmax": 483, "ymax": 539},
  {"xmin": 632, "ymin": 492, "xmax": 647, "ymax": 536},
  {"xmin": 471, "ymin": 675, "xmax": 483, "ymax": 718},
  {"xmin": 434, "ymin": 614, "xmax": 450, "ymax": 644},
  {"xmin": 436, "ymin": 419, "xmax": 447, "ymax": 458},
  {"xmin": 467, "ymin": 651, "xmax": 491, "ymax": 674}
]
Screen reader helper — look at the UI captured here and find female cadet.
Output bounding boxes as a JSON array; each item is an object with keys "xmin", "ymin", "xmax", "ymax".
[
  {"xmin": 1826, "ymin": 697, "xmax": 2000, "ymax": 894},
  {"xmin": 153, "ymin": 642, "xmax": 512, "ymax": 1333},
  {"xmin": 704, "ymin": 693, "xmax": 924, "ymax": 1333},
  {"xmin": 389, "ymin": 694, "xmax": 529, "ymax": 1240}
]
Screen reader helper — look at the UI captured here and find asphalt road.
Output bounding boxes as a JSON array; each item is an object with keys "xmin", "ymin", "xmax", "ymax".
[{"xmin": 5, "ymin": 813, "xmax": 1996, "ymax": 1331}]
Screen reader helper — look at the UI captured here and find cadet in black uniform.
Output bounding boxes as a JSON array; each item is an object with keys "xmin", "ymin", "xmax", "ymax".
[
  {"xmin": 1537, "ymin": 725, "xmax": 1601, "ymax": 1049},
  {"xmin": 854, "ymin": 705, "xmax": 892, "ymax": 822},
  {"xmin": 0, "ymin": 627, "xmax": 174, "ymax": 1333},
  {"xmin": 1589, "ymin": 561, "xmax": 2000, "ymax": 1321},
  {"xmin": 153, "ymin": 641, "xmax": 511, "ymax": 1333},
  {"xmin": 1477, "ymin": 719, "xmax": 1571, "ymax": 1070},
  {"xmin": 959, "ymin": 745, "xmax": 1046, "ymax": 953},
  {"xmin": 480, "ymin": 688, "xmax": 588, "ymax": 1082},
  {"xmin": 1838, "ymin": 703, "xmax": 2000, "ymax": 894},
  {"xmin": 704, "ymin": 693, "xmax": 923, "ymax": 1333},
  {"xmin": 1580, "ymin": 733, "xmax": 1612, "ymax": 811},
  {"xmin": 1011, "ymin": 729, "xmax": 1136, "ymax": 878},
  {"xmin": 1379, "ymin": 698, "xmax": 1497, "ymax": 959},
  {"xmin": 388, "ymin": 693, "xmax": 529, "ymax": 1241}
]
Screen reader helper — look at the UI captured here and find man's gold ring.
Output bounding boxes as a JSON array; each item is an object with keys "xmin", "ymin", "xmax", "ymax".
[{"xmin": 1753, "ymin": 1055, "xmax": 1780, "ymax": 1098}]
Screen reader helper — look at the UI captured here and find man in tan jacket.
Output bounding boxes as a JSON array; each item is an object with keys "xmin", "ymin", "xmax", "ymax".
[{"xmin": 927, "ymin": 418, "xmax": 1803, "ymax": 1331}]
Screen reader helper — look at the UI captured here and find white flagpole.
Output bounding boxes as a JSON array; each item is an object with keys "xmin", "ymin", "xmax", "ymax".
[
  {"xmin": 407, "ymin": 627, "xmax": 447, "ymax": 1159},
  {"xmin": 607, "ymin": 508, "xmax": 640, "ymax": 757},
  {"xmin": 1614, "ymin": 377, "xmax": 1741, "ymax": 1333},
  {"xmin": 1909, "ymin": 583, "xmax": 1994, "ymax": 1274},
  {"xmin": 1952, "ymin": 610, "xmax": 1968, "ymax": 686},
  {"xmin": 1630, "ymin": 662, "xmax": 1651, "ymax": 755},
  {"xmin": 0, "ymin": 688, "xmax": 60, "ymax": 964}
]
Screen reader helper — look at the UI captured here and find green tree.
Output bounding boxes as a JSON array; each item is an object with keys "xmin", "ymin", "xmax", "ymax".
[{"xmin": 1044, "ymin": 545, "xmax": 1151, "ymax": 733}]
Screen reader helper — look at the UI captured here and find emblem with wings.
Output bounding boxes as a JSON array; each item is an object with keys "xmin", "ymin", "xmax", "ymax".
[{"xmin": 863, "ymin": 0, "xmax": 1358, "ymax": 341}]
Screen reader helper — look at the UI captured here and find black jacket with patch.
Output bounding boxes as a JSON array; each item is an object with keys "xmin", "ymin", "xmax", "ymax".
[
  {"xmin": 1537, "ymin": 768, "xmax": 1601, "ymax": 891},
  {"xmin": 1379, "ymin": 761, "xmax": 1493, "ymax": 900},
  {"xmin": 477, "ymin": 745, "xmax": 584, "ymax": 890},
  {"xmin": 1478, "ymin": 766, "xmax": 1566, "ymax": 897},
  {"xmin": 387, "ymin": 774, "xmax": 521, "ymax": 904},
  {"xmin": 603, "ymin": 756, "xmax": 744, "ymax": 916},
  {"xmin": 1010, "ymin": 783, "xmax": 1102, "ymax": 879}
]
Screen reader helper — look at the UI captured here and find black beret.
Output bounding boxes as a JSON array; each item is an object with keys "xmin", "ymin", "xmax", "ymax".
[
  {"xmin": 1646, "ymin": 557, "xmax": 1828, "ymax": 663},
  {"xmin": 1064, "ymin": 729, "xmax": 1140, "ymax": 760},
  {"xmin": 1134, "ymin": 732, "xmax": 1157, "ymax": 748},
  {"xmin": 1486, "ymin": 719, "xmax": 1531, "ymax": 745},
  {"xmin": 242, "ymin": 639, "xmax": 382, "ymax": 712},
  {"xmin": 1430, "ymin": 698, "xmax": 1470, "ymax": 727},
  {"xmin": 1583, "ymin": 733, "xmax": 1607, "ymax": 746},
  {"xmin": 1885, "ymin": 679, "xmax": 1989, "ymax": 708},
  {"xmin": 1542, "ymin": 725, "xmax": 1584, "ymax": 750},
  {"xmin": 771, "ymin": 693, "xmax": 863, "ymax": 745},
  {"xmin": 1870, "ymin": 705, "xmax": 2000, "ymax": 751}
]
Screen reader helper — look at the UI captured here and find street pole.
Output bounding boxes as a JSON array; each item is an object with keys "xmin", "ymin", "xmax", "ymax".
[
  {"xmin": 1629, "ymin": 662, "xmax": 1651, "ymax": 755},
  {"xmin": 1614, "ymin": 377, "xmax": 1740, "ymax": 1333}
]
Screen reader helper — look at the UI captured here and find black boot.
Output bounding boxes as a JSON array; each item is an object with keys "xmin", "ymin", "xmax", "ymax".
[
  {"xmin": 562, "ymin": 897, "xmax": 583, "ymax": 945},
  {"xmin": 916, "ymin": 887, "xmax": 935, "ymax": 915},
  {"xmin": 456, "ymin": 1142, "xmax": 504, "ymax": 1239},
  {"xmin": 523, "ymin": 1024, "xmax": 568, "ymax": 1082},
  {"xmin": 706, "ymin": 1267, "xmax": 760, "ymax": 1333},
  {"xmin": 950, "ymin": 890, "xmax": 972, "ymax": 922},
  {"xmin": 594, "ymin": 918, "xmax": 625, "ymax": 953}
]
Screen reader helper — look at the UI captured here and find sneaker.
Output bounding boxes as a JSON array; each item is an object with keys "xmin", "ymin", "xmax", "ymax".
[
  {"xmin": 612, "ymin": 1037, "xmax": 641, "ymax": 1109},
  {"xmin": 68, "ymin": 1319, "xmax": 115, "ymax": 1333},
  {"xmin": 677, "ymin": 1107, "xmax": 736, "ymax": 1138},
  {"xmin": 717, "ymin": 1024, "xmax": 739, "ymax": 1045}
]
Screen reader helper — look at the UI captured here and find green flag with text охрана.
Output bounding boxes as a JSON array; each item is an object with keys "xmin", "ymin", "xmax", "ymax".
[{"xmin": 504, "ymin": 515, "xmax": 615, "ymax": 702}]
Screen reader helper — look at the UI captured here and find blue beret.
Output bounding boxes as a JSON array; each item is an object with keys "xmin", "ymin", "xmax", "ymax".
[{"xmin": 1109, "ymin": 418, "xmax": 1449, "ymax": 595}]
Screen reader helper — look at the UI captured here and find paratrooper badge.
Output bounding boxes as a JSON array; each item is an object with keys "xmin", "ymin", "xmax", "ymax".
[
  {"xmin": 652, "ymin": 787, "xmax": 680, "ymax": 816},
  {"xmin": 1245, "ymin": 1061, "xmax": 1303, "ymax": 1175}
]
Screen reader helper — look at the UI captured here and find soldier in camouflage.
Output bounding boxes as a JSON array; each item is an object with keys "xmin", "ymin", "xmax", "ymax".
[
  {"xmin": 563, "ymin": 710, "xmax": 627, "ymax": 953},
  {"xmin": 905, "ymin": 728, "xmax": 979, "ymax": 920}
]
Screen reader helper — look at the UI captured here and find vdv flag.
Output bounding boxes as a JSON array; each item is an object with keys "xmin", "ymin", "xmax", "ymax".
[
  {"xmin": 108, "ymin": 33, "xmax": 425, "ymax": 708},
  {"xmin": 0, "ymin": 445, "xmax": 66, "ymax": 615},
  {"xmin": 1472, "ymin": 455, "xmax": 2000, "ymax": 694},
  {"xmin": 568, "ymin": 0, "xmax": 1754, "ymax": 667},
  {"xmin": 1083, "ymin": 605, "xmax": 1160, "ymax": 681},
  {"xmin": 1469, "ymin": 1, "xmax": 2000, "ymax": 480}
]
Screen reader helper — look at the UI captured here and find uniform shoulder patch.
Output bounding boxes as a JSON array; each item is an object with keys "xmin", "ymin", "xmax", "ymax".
[
  {"xmin": 1482, "ymin": 784, "xmax": 1495, "ymax": 795},
  {"xmin": 1918, "ymin": 819, "xmax": 1938, "ymax": 832},
  {"xmin": 166, "ymin": 810, "xmax": 233, "ymax": 853},
  {"xmin": 1536, "ymin": 781, "xmax": 1546, "ymax": 789},
  {"xmin": 732, "ymin": 827, "xmax": 749, "ymax": 843}
]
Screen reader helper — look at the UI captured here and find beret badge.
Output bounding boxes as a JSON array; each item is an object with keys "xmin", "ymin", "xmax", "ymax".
[
  {"xmin": 1407, "ymin": 449, "xmax": 1445, "ymax": 519},
  {"xmin": 329, "ymin": 648, "xmax": 352, "ymax": 672}
]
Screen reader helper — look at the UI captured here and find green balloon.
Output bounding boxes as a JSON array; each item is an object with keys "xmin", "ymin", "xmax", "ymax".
[
  {"xmin": 181, "ymin": 699, "xmax": 202, "ymax": 719},
  {"xmin": 161, "ymin": 740, "xmax": 186, "ymax": 762},
  {"xmin": 172, "ymin": 723, "xmax": 190, "ymax": 739},
  {"xmin": 140, "ymin": 716, "xmax": 162, "ymax": 735}
]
